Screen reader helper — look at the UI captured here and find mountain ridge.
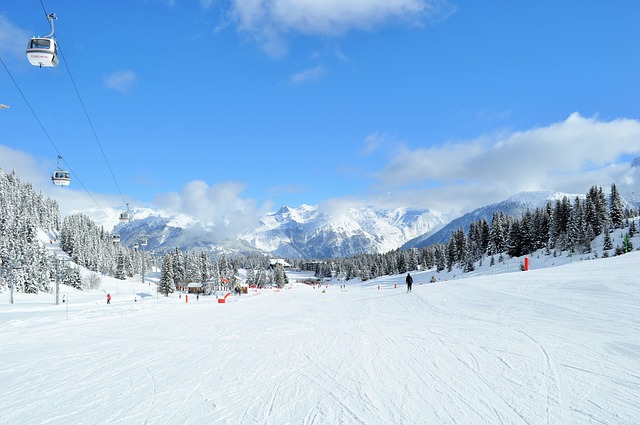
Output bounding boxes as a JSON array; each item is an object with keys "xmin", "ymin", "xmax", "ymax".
[
  {"xmin": 402, "ymin": 190, "xmax": 585, "ymax": 249},
  {"xmin": 114, "ymin": 204, "xmax": 448, "ymax": 259}
]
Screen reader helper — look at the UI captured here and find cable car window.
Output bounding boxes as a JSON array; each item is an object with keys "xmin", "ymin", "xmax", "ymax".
[{"xmin": 30, "ymin": 39, "xmax": 51, "ymax": 49}]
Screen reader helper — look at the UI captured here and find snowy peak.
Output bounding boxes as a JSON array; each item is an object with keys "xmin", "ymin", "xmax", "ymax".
[
  {"xmin": 240, "ymin": 205, "xmax": 447, "ymax": 259},
  {"xmin": 271, "ymin": 204, "xmax": 316, "ymax": 224},
  {"xmin": 111, "ymin": 203, "xmax": 446, "ymax": 259},
  {"xmin": 504, "ymin": 190, "xmax": 579, "ymax": 204}
]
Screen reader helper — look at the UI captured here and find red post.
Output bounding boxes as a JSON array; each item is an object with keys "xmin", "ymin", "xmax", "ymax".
[
  {"xmin": 394, "ymin": 283, "xmax": 397, "ymax": 289},
  {"xmin": 524, "ymin": 257, "xmax": 529, "ymax": 271},
  {"xmin": 185, "ymin": 294, "xmax": 189, "ymax": 303},
  {"xmin": 377, "ymin": 285, "xmax": 380, "ymax": 290}
]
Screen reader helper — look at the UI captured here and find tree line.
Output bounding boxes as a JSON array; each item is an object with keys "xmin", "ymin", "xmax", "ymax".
[
  {"xmin": 158, "ymin": 249, "xmax": 289, "ymax": 296},
  {"xmin": 1, "ymin": 165, "xmax": 637, "ymax": 295},
  {"xmin": 305, "ymin": 184, "xmax": 638, "ymax": 281},
  {"xmin": 0, "ymin": 169, "xmax": 77, "ymax": 293}
]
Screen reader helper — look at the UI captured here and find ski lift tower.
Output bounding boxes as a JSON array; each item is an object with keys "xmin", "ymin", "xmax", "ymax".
[
  {"xmin": 54, "ymin": 257, "xmax": 73, "ymax": 305},
  {"xmin": 8, "ymin": 259, "xmax": 22, "ymax": 304},
  {"xmin": 138, "ymin": 235, "xmax": 149, "ymax": 285}
]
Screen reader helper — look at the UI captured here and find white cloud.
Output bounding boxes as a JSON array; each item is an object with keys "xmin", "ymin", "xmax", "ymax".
[
  {"xmin": 0, "ymin": 145, "xmax": 131, "ymax": 228},
  {"xmin": 154, "ymin": 180, "xmax": 260, "ymax": 238},
  {"xmin": 290, "ymin": 65, "xmax": 326, "ymax": 84},
  {"xmin": 372, "ymin": 113, "xmax": 640, "ymax": 215},
  {"xmin": 360, "ymin": 132, "xmax": 402, "ymax": 156},
  {"xmin": 104, "ymin": 70, "xmax": 137, "ymax": 94},
  {"xmin": 0, "ymin": 14, "xmax": 31, "ymax": 59},
  {"xmin": 229, "ymin": 0, "xmax": 455, "ymax": 55},
  {"xmin": 0, "ymin": 145, "xmax": 51, "ymax": 187}
]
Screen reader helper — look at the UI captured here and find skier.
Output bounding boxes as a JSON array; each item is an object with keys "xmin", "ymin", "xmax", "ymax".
[
  {"xmin": 406, "ymin": 273, "xmax": 413, "ymax": 292},
  {"xmin": 106, "ymin": 293, "xmax": 111, "ymax": 304}
]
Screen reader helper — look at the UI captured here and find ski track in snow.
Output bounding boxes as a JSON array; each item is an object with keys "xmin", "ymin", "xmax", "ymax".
[{"xmin": 1, "ymin": 251, "xmax": 640, "ymax": 424}]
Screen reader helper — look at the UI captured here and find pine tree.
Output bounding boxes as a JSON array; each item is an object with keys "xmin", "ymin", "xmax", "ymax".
[
  {"xmin": 199, "ymin": 251, "xmax": 211, "ymax": 283},
  {"xmin": 245, "ymin": 268, "xmax": 256, "ymax": 287},
  {"xmin": 273, "ymin": 263, "xmax": 287, "ymax": 288},
  {"xmin": 159, "ymin": 254, "xmax": 175, "ymax": 296},
  {"xmin": 610, "ymin": 183, "xmax": 624, "ymax": 229},
  {"xmin": 62, "ymin": 265, "xmax": 82, "ymax": 289},
  {"xmin": 629, "ymin": 219, "xmax": 637, "ymax": 237},
  {"xmin": 506, "ymin": 220, "xmax": 522, "ymax": 257},
  {"xmin": 172, "ymin": 248, "xmax": 185, "ymax": 286},
  {"xmin": 488, "ymin": 212, "xmax": 507, "ymax": 255},
  {"xmin": 115, "ymin": 250, "xmax": 126, "ymax": 280},
  {"xmin": 185, "ymin": 251, "xmax": 202, "ymax": 284},
  {"xmin": 602, "ymin": 225, "xmax": 613, "ymax": 251},
  {"xmin": 568, "ymin": 197, "xmax": 589, "ymax": 253}
]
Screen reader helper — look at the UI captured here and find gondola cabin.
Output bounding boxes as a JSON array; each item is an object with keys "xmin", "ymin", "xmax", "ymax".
[
  {"xmin": 112, "ymin": 234, "xmax": 120, "ymax": 244},
  {"xmin": 119, "ymin": 211, "xmax": 130, "ymax": 222},
  {"xmin": 26, "ymin": 37, "xmax": 59, "ymax": 67},
  {"xmin": 51, "ymin": 170, "xmax": 70, "ymax": 186}
]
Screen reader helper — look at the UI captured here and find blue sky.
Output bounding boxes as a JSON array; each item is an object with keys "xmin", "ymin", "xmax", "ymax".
[{"xmin": 1, "ymin": 0, "xmax": 640, "ymax": 230}]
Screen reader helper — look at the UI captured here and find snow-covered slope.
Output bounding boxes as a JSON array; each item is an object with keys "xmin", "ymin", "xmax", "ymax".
[{"xmin": 1, "ymin": 250, "xmax": 639, "ymax": 424}]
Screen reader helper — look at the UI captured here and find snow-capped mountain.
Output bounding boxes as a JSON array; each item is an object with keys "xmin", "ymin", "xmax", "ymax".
[
  {"xmin": 113, "ymin": 204, "xmax": 447, "ymax": 259},
  {"xmin": 402, "ymin": 191, "xmax": 583, "ymax": 249},
  {"xmin": 239, "ymin": 205, "xmax": 447, "ymax": 258},
  {"xmin": 110, "ymin": 187, "xmax": 637, "ymax": 258},
  {"xmin": 112, "ymin": 210, "xmax": 263, "ymax": 257}
]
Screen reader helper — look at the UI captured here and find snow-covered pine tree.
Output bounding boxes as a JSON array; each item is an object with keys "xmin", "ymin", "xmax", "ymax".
[
  {"xmin": 0, "ymin": 168, "xmax": 61, "ymax": 293},
  {"xmin": 609, "ymin": 183, "xmax": 624, "ymax": 229},
  {"xmin": 218, "ymin": 254, "xmax": 233, "ymax": 289},
  {"xmin": 199, "ymin": 251, "xmax": 211, "ymax": 283},
  {"xmin": 115, "ymin": 250, "xmax": 127, "ymax": 280},
  {"xmin": 159, "ymin": 254, "xmax": 175, "ymax": 296},
  {"xmin": 171, "ymin": 248, "xmax": 186, "ymax": 288},
  {"xmin": 185, "ymin": 251, "xmax": 202, "ymax": 284},
  {"xmin": 62, "ymin": 265, "xmax": 82, "ymax": 289}
]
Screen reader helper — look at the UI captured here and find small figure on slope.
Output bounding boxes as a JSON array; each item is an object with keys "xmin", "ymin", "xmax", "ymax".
[{"xmin": 406, "ymin": 273, "xmax": 413, "ymax": 292}]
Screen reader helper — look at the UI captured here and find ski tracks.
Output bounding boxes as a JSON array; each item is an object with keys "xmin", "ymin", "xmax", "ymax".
[
  {"xmin": 514, "ymin": 327, "xmax": 565, "ymax": 424},
  {"xmin": 392, "ymin": 290, "xmax": 561, "ymax": 424}
]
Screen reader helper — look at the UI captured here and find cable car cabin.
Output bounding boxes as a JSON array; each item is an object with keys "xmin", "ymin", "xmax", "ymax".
[
  {"xmin": 119, "ymin": 211, "xmax": 130, "ymax": 222},
  {"xmin": 26, "ymin": 37, "xmax": 59, "ymax": 67},
  {"xmin": 51, "ymin": 170, "xmax": 70, "ymax": 186},
  {"xmin": 112, "ymin": 234, "xmax": 121, "ymax": 244}
]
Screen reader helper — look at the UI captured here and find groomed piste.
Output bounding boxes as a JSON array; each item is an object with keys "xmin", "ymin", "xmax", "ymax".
[{"xmin": 1, "ymin": 251, "xmax": 639, "ymax": 424}]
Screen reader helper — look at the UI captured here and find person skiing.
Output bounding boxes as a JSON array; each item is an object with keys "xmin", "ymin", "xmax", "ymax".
[
  {"xmin": 406, "ymin": 273, "xmax": 413, "ymax": 292},
  {"xmin": 106, "ymin": 293, "xmax": 111, "ymax": 304}
]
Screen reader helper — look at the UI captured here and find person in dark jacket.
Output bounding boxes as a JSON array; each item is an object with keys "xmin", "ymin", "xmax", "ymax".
[{"xmin": 406, "ymin": 273, "xmax": 413, "ymax": 292}]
